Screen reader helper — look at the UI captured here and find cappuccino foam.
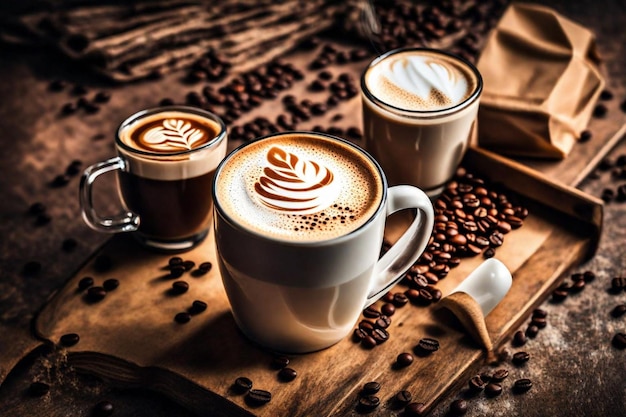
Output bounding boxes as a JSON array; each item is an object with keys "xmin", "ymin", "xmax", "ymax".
[
  {"xmin": 117, "ymin": 110, "xmax": 226, "ymax": 180},
  {"xmin": 215, "ymin": 133, "xmax": 384, "ymax": 242},
  {"xmin": 365, "ymin": 50, "xmax": 477, "ymax": 112}
]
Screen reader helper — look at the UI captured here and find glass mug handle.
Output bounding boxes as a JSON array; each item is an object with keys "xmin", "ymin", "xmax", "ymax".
[
  {"xmin": 79, "ymin": 156, "xmax": 140, "ymax": 233},
  {"xmin": 365, "ymin": 185, "xmax": 435, "ymax": 307}
]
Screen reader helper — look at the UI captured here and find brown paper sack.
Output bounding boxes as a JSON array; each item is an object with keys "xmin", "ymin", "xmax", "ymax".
[{"xmin": 476, "ymin": 3, "xmax": 605, "ymax": 159}]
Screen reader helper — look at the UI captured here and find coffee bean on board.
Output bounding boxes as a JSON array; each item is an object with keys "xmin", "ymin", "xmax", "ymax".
[
  {"xmin": 468, "ymin": 375, "xmax": 486, "ymax": 393},
  {"xmin": 171, "ymin": 281, "xmax": 189, "ymax": 295},
  {"xmin": 60, "ymin": 333, "xmax": 80, "ymax": 347},
  {"xmin": 405, "ymin": 402, "xmax": 427, "ymax": 416},
  {"xmin": 512, "ymin": 351, "xmax": 530, "ymax": 365},
  {"xmin": 358, "ymin": 395, "xmax": 380, "ymax": 412},
  {"xmin": 174, "ymin": 312, "xmax": 191, "ymax": 324},
  {"xmin": 87, "ymin": 286, "xmax": 106, "ymax": 302},
  {"xmin": 189, "ymin": 300, "xmax": 207, "ymax": 315},
  {"xmin": 78, "ymin": 276, "xmax": 94, "ymax": 291},
  {"xmin": 271, "ymin": 356, "xmax": 290, "ymax": 369},
  {"xmin": 362, "ymin": 381, "xmax": 381, "ymax": 395},
  {"xmin": 396, "ymin": 352, "xmax": 414, "ymax": 367},
  {"xmin": 491, "ymin": 369, "xmax": 509, "ymax": 382},
  {"xmin": 394, "ymin": 390, "xmax": 412, "ymax": 407},
  {"xmin": 513, "ymin": 330, "xmax": 527, "ymax": 346},
  {"xmin": 415, "ymin": 337, "xmax": 439, "ymax": 355},
  {"xmin": 485, "ymin": 382, "xmax": 502, "ymax": 397},
  {"xmin": 232, "ymin": 376, "xmax": 253, "ymax": 394},
  {"xmin": 103, "ymin": 278, "xmax": 119, "ymax": 292},
  {"xmin": 246, "ymin": 389, "xmax": 272, "ymax": 405},
  {"xmin": 278, "ymin": 367, "xmax": 297, "ymax": 382},
  {"xmin": 513, "ymin": 378, "xmax": 533, "ymax": 394},
  {"xmin": 450, "ymin": 399, "xmax": 468, "ymax": 415}
]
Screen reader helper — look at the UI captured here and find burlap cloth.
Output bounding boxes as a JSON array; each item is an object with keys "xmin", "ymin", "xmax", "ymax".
[{"xmin": 476, "ymin": 3, "xmax": 605, "ymax": 159}]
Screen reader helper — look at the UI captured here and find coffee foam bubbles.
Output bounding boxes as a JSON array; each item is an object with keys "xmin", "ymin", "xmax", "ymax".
[
  {"xmin": 117, "ymin": 111, "xmax": 227, "ymax": 180},
  {"xmin": 215, "ymin": 134, "xmax": 384, "ymax": 242},
  {"xmin": 365, "ymin": 50, "xmax": 476, "ymax": 111}
]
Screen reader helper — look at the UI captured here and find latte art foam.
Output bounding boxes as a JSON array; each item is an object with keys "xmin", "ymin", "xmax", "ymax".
[
  {"xmin": 365, "ymin": 50, "xmax": 477, "ymax": 111},
  {"xmin": 120, "ymin": 111, "xmax": 221, "ymax": 153},
  {"xmin": 215, "ymin": 133, "xmax": 383, "ymax": 241},
  {"xmin": 254, "ymin": 146, "xmax": 340, "ymax": 215}
]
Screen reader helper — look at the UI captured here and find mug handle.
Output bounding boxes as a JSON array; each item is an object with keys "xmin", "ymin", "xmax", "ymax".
[
  {"xmin": 79, "ymin": 156, "xmax": 140, "ymax": 233},
  {"xmin": 364, "ymin": 185, "xmax": 435, "ymax": 307}
]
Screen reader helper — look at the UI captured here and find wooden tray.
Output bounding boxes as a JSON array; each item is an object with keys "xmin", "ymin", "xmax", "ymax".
[{"xmin": 31, "ymin": 146, "xmax": 602, "ymax": 416}]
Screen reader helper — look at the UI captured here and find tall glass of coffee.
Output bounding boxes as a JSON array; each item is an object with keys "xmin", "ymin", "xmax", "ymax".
[
  {"xmin": 80, "ymin": 106, "xmax": 227, "ymax": 252},
  {"xmin": 361, "ymin": 48, "xmax": 483, "ymax": 197},
  {"xmin": 213, "ymin": 131, "xmax": 434, "ymax": 352}
]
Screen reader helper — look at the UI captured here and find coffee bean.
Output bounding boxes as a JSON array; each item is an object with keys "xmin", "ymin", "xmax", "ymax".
[
  {"xmin": 593, "ymin": 103, "xmax": 608, "ymax": 118},
  {"xmin": 78, "ymin": 277, "xmax": 94, "ymax": 291},
  {"xmin": 61, "ymin": 102, "xmax": 78, "ymax": 115},
  {"xmin": 483, "ymin": 247, "xmax": 495, "ymax": 258},
  {"xmin": 170, "ymin": 265, "xmax": 185, "ymax": 278},
  {"xmin": 468, "ymin": 375, "xmax": 486, "ymax": 392},
  {"xmin": 358, "ymin": 395, "xmax": 380, "ymax": 411},
  {"xmin": 50, "ymin": 174, "xmax": 70, "ymax": 188},
  {"xmin": 491, "ymin": 368, "xmax": 509, "ymax": 382},
  {"xmin": 362, "ymin": 381, "xmax": 381, "ymax": 395},
  {"xmin": 171, "ymin": 281, "xmax": 189, "ymax": 295},
  {"xmin": 232, "ymin": 376, "xmax": 253, "ymax": 394},
  {"xmin": 570, "ymin": 279, "xmax": 585, "ymax": 292},
  {"xmin": 375, "ymin": 315, "xmax": 391, "ymax": 329},
  {"xmin": 271, "ymin": 355, "xmax": 290, "ymax": 369},
  {"xmin": 361, "ymin": 335, "xmax": 377, "ymax": 349},
  {"xmin": 169, "ymin": 257, "xmax": 183, "ymax": 267},
  {"xmin": 363, "ymin": 306, "xmax": 381, "ymax": 319},
  {"xmin": 103, "ymin": 278, "xmax": 119, "ymax": 292},
  {"xmin": 392, "ymin": 292, "xmax": 409, "ymax": 307},
  {"xmin": 372, "ymin": 328, "xmax": 389, "ymax": 344},
  {"xmin": 551, "ymin": 288, "xmax": 568, "ymax": 302},
  {"xmin": 278, "ymin": 367, "xmax": 297, "ymax": 382},
  {"xmin": 60, "ymin": 333, "xmax": 80, "ymax": 347},
  {"xmin": 612, "ymin": 333, "xmax": 626, "ymax": 349},
  {"xmin": 611, "ymin": 277, "xmax": 625, "ymax": 293},
  {"xmin": 512, "ymin": 351, "xmax": 530, "ymax": 365},
  {"xmin": 87, "ymin": 286, "xmax": 106, "ymax": 302},
  {"xmin": 525, "ymin": 324, "xmax": 539, "ymax": 338},
  {"xmin": 381, "ymin": 303, "xmax": 396, "ymax": 316},
  {"xmin": 396, "ymin": 352, "xmax": 414, "ymax": 367},
  {"xmin": 532, "ymin": 308, "xmax": 548, "ymax": 318},
  {"xmin": 513, "ymin": 378, "xmax": 533, "ymax": 394},
  {"xmin": 415, "ymin": 337, "xmax": 439, "ymax": 355},
  {"xmin": 610, "ymin": 304, "xmax": 626, "ymax": 318},
  {"xmin": 189, "ymin": 300, "xmax": 207, "ymax": 315},
  {"xmin": 358, "ymin": 320, "xmax": 375, "ymax": 333},
  {"xmin": 353, "ymin": 328, "xmax": 368, "ymax": 342},
  {"xmin": 198, "ymin": 262, "xmax": 212, "ymax": 273},
  {"xmin": 29, "ymin": 381, "xmax": 50, "ymax": 397},
  {"xmin": 182, "ymin": 260, "xmax": 195, "ymax": 271},
  {"xmin": 450, "ymin": 399, "xmax": 468, "ymax": 415},
  {"xmin": 245, "ymin": 389, "xmax": 272, "ymax": 406},
  {"xmin": 93, "ymin": 400, "xmax": 114, "ymax": 416},
  {"xmin": 485, "ymin": 382, "xmax": 502, "ymax": 397},
  {"xmin": 94, "ymin": 91, "xmax": 111, "ymax": 103},
  {"xmin": 531, "ymin": 316, "xmax": 547, "ymax": 329},
  {"xmin": 405, "ymin": 402, "xmax": 427, "ymax": 416},
  {"xmin": 174, "ymin": 312, "xmax": 191, "ymax": 324},
  {"xmin": 394, "ymin": 390, "xmax": 412, "ymax": 407}
]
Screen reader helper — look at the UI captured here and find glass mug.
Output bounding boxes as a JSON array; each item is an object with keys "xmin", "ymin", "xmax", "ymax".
[
  {"xmin": 212, "ymin": 131, "xmax": 435, "ymax": 352},
  {"xmin": 361, "ymin": 47, "xmax": 483, "ymax": 197},
  {"xmin": 80, "ymin": 106, "xmax": 227, "ymax": 252}
]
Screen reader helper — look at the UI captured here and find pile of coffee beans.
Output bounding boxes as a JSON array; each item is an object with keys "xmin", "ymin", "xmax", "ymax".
[
  {"xmin": 353, "ymin": 167, "xmax": 529, "ymax": 349},
  {"xmin": 76, "ymin": 276, "xmax": 120, "ymax": 303},
  {"xmin": 48, "ymin": 80, "xmax": 113, "ymax": 117}
]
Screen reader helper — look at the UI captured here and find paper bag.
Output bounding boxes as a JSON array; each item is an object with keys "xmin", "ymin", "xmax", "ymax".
[{"xmin": 476, "ymin": 3, "xmax": 605, "ymax": 159}]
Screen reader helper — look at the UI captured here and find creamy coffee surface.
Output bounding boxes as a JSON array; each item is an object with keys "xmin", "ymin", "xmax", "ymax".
[
  {"xmin": 365, "ymin": 50, "xmax": 477, "ymax": 111},
  {"xmin": 216, "ymin": 134, "xmax": 383, "ymax": 241},
  {"xmin": 120, "ymin": 111, "xmax": 221, "ymax": 153}
]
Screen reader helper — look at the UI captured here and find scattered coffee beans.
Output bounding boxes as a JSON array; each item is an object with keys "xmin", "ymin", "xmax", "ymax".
[
  {"xmin": 396, "ymin": 352, "xmax": 414, "ymax": 367},
  {"xmin": 102, "ymin": 278, "xmax": 119, "ymax": 292},
  {"xmin": 189, "ymin": 300, "xmax": 207, "ymax": 315},
  {"xmin": 232, "ymin": 376, "xmax": 253, "ymax": 394},
  {"xmin": 415, "ymin": 337, "xmax": 439, "ymax": 355},
  {"xmin": 78, "ymin": 277, "xmax": 94, "ymax": 291},
  {"xmin": 485, "ymin": 382, "xmax": 502, "ymax": 397},
  {"xmin": 610, "ymin": 304, "xmax": 626, "ymax": 318},
  {"xmin": 246, "ymin": 389, "xmax": 272, "ymax": 405},
  {"xmin": 449, "ymin": 399, "xmax": 468, "ymax": 415},
  {"xmin": 405, "ymin": 402, "xmax": 427, "ymax": 416},
  {"xmin": 612, "ymin": 333, "xmax": 626, "ymax": 349},
  {"xmin": 174, "ymin": 312, "xmax": 191, "ymax": 324},
  {"xmin": 277, "ymin": 367, "xmax": 297, "ymax": 382},
  {"xmin": 171, "ymin": 281, "xmax": 189, "ymax": 295},
  {"xmin": 512, "ymin": 351, "xmax": 530, "ymax": 366},
  {"xmin": 87, "ymin": 286, "xmax": 106, "ymax": 302},
  {"xmin": 60, "ymin": 333, "xmax": 80, "ymax": 347},
  {"xmin": 513, "ymin": 378, "xmax": 533, "ymax": 394},
  {"xmin": 394, "ymin": 390, "xmax": 412, "ymax": 407}
]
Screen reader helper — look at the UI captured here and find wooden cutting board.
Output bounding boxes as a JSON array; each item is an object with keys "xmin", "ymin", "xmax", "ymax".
[{"xmin": 30, "ymin": 147, "xmax": 602, "ymax": 417}]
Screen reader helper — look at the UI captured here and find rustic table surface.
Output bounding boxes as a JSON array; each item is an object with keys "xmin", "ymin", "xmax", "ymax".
[{"xmin": 1, "ymin": 1, "xmax": 625, "ymax": 416}]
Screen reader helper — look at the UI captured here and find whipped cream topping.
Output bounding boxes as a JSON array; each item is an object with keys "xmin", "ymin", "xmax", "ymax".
[
  {"xmin": 366, "ymin": 50, "xmax": 475, "ymax": 111},
  {"xmin": 254, "ymin": 146, "xmax": 340, "ymax": 215}
]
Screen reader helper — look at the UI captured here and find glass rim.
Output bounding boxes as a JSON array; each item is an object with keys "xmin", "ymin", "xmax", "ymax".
[
  {"xmin": 115, "ymin": 105, "xmax": 227, "ymax": 158},
  {"xmin": 361, "ymin": 47, "xmax": 483, "ymax": 118}
]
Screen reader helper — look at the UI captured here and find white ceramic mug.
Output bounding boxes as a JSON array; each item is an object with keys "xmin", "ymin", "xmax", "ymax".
[{"xmin": 212, "ymin": 132, "xmax": 434, "ymax": 352}]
